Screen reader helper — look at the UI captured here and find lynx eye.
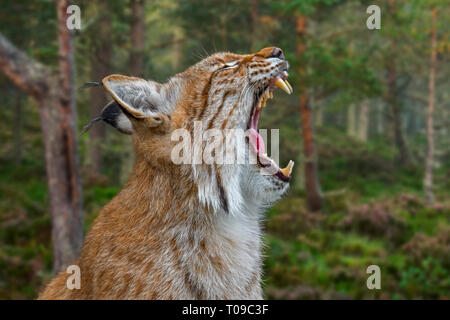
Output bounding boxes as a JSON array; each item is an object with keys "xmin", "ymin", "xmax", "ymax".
[{"xmin": 221, "ymin": 60, "xmax": 239, "ymax": 70}]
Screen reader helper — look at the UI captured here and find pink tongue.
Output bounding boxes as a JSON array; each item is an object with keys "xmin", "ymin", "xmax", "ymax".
[{"xmin": 249, "ymin": 128, "xmax": 266, "ymax": 154}]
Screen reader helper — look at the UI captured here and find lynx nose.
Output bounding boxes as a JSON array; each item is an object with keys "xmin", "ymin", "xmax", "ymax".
[{"xmin": 270, "ymin": 47, "xmax": 285, "ymax": 60}]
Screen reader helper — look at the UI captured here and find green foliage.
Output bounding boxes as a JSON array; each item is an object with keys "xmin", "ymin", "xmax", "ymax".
[
  {"xmin": 272, "ymin": 0, "xmax": 341, "ymax": 15},
  {"xmin": 0, "ymin": 159, "xmax": 120, "ymax": 299},
  {"xmin": 264, "ymin": 190, "xmax": 449, "ymax": 299},
  {"xmin": 306, "ymin": 40, "xmax": 382, "ymax": 99},
  {"xmin": 0, "ymin": 1, "xmax": 58, "ymax": 64},
  {"xmin": 262, "ymin": 129, "xmax": 450, "ymax": 299},
  {"xmin": 315, "ymin": 127, "xmax": 430, "ymax": 199},
  {"xmin": 0, "ymin": 0, "xmax": 449, "ymax": 300}
]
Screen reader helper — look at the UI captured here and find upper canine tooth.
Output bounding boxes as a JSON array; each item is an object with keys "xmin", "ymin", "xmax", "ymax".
[
  {"xmin": 257, "ymin": 100, "xmax": 262, "ymax": 110},
  {"xmin": 285, "ymin": 80, "xmax": 293, "ymax": 93},
  {"xmin": 269, "ymin": 92, "xmax": 273, "ymax": 99},
  {"xmin": 262, "ymin": 95, "xmax": 268, "ymax": 107},
  {"xmin": 275, "ymin": 78, "xmax": 291, "ymax": 95},
  {"xmin": 280, "ymin": 160, "xmax": 294, "ymax": 177}
]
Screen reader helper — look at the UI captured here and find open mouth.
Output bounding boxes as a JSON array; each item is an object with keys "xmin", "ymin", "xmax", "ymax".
[{"xmin": 247, "ymin": 71, "xmax": 295, "ymax": 182}]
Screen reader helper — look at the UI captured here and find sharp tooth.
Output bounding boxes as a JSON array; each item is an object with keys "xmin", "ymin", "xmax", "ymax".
[
  {"xmin": 261, "ymin": 94, "xmax": 269, "ymax": 107},
  {"xmin": 275, "ymin": 78, "xmax": 291, "ymax": 95},
  {"xmin": 285, "ymin": 80, "xmax": 293, "ymax": 94},
  {"xmin": 280, "ymin": 160, "xmax": 294, "ymax": 177},
  {"xmin": 256, "ymin": 100, "xmax": 262, "ymax": 110},
  {"xmin": 269, "ymin": 92, "xmax": 273, "ymax": 99}
]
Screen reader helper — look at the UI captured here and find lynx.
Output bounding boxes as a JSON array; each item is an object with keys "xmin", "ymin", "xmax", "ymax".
[{"xmin": 39, "ymin": 47, "xmax": 294, "ymax": 299}]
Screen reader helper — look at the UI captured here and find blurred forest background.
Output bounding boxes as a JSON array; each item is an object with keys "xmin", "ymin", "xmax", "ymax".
[{"xmin": 0, "ymin": 0, "xmax": 449, "ymax": 299}]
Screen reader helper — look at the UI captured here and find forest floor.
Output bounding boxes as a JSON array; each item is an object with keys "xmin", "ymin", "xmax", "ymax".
[{"xmin": 0, "ymin": 130, "xmax": 449, "ymax": 299}]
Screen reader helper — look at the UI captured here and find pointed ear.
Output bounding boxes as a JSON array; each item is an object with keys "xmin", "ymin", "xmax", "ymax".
[{"xmin": 102, "ymin": 74, "xmax": 178, "ymax": 119}]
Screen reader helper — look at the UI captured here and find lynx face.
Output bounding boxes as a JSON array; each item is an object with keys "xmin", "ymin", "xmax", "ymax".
[{"xmin": 95, "ymin": 47, "xmax": 294, "ymax": 213}]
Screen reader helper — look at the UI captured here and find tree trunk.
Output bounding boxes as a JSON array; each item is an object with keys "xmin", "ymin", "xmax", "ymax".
[
  {"xmin": 296, "ymin": 14, "xmax": 323, "ymax": 211},
  {"xmin": 88, "ymin": 3, "xmax": 111, "ymax": 175},
  {"xmin": 376, "ymin": 102, "xmax": 384, "ymax": 134},
  {"xmin": 386, "ymin": 0, "xmax": 410, "ymax": 167},
  {"xmin": 0, "ymin": 0, "xmax": 83, "ymax": 273},
  {"xmin": 424, "ymin": 8, "xmax": 437, "ymax": 205},
  {"xmin": 249, "ymin": 0, "xmax": 259, "ymax": 52},
  {"xmin": 357, "ymin": 100, "xmax": 369, "ymax": 142},
  {"xmin": 171, "ymin": 27, "xmax": 183, "ymax": 71},
  {"xmin": 13, "ymin": 90, "xmax": 22, "ymax": 164},
  {"xmin": 314, "ymin": 105, "xmax": 323, "ymax": 128},
  {"xmin": 347, "ymin": 103, "xmax": 356, "ymax": 138},
  {"xmin": 51, "ymin": 0, "xmax": 83, "ymax": 272},
  {"xmin": 121, "ymin": 0, "xmax": 146, "ymax": 183},
  {"xmin": 294, "ymin": 147, "xmax": 305, "ymax": 192},
  {"xmin": 130, "ymin": 0, "xmax": 145, "ymax": 77},
  {"xmin": 386, "ymin": 59, "xmax": 410, "ymax": 166},
  {"xmin": 299, "ymin": 95, "xmax": 323, "ymax": 211}
]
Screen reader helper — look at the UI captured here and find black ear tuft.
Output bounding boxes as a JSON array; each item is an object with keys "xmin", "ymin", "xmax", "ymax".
[
  {"xmin": 80, "ymin": 116, "xmax": 102, "ymax": 136},
  {"xmin": 100, "ymin": 101, "xmax": 133, "ymax": 134},
  {"xmin": 81, "ymin": 101, "xmax": 133, "ymax": 136},
  {"xmin": 79, "ymin": 81, "xmax": 103, "ymax": 90}
]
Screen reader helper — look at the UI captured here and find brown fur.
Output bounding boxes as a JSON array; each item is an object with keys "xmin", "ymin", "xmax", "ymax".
[{"xmin": 39, "ymin": 47, "xmax": 289, "ymax": 300}]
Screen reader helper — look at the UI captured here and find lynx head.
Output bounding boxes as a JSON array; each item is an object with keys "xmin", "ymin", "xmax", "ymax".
[{"xmin": 89, "ymin": 47, "xmax": 294, "ymax": 212}]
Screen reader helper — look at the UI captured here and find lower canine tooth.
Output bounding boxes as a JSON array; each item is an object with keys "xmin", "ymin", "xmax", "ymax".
[
  {"xmin": 262, "ymin": 94, "xmax": 269, "ymax": 107},
  {"xmin": 275, "ymin": 78, "xmax": 291, "ymax": 95},
  {"xmin": 285, "ymin": 80, "xmax": 293, "ymax": 93},
  {"xmin": 280, "ymin": 160, "xmax": 294, "ymax": 177}
]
